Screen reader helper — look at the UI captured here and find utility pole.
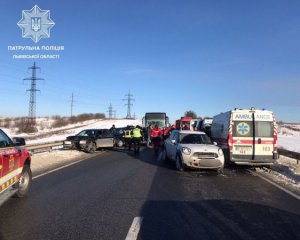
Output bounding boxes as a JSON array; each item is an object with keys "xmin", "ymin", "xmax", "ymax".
[
  {"xmin": 23, "ymin": 62, "xmax": 44, "ymax": 130},
  {"xmin": 107, "ymin": 103, "xmax": 113, "ymax": 119},
  {"xmin": 123, "ymin": 90, "xmax": 134, "ymax": 119},
  {"xmin": 70, "ymin": 93, "xmax": 74, "ymax": 117}
]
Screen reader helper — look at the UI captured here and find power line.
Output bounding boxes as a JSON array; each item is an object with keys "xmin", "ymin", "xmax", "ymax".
[
  {"xmin": 23, "ymin": 62, "xmax": 44, "ymax": 128},
  {"xmin": 123, "ymin": 90, "xmax": 134, "ymax": 119}
]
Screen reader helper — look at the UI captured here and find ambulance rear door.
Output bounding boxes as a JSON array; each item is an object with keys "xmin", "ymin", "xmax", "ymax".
[
  {"xmin": 253, "ymin": 112, "xmax": 274, "ymax": 161},
  {"xmin": 232, "ymin": 117, "xmax": 254, "ymax": 160}
]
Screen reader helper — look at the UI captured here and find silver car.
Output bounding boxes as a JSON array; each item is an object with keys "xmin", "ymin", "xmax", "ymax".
[{"xmin": 162, "ymin": 130, "xmax": 224, "ymax": 171}]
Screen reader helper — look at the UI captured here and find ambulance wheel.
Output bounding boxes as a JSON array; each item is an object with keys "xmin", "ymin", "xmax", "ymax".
[{"xmin": 16, "ymin": 165, "xmax": 32, "ymax": 198}]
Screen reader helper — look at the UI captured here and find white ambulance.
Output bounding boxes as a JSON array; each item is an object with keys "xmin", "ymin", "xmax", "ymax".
[{"xmin": 211, "ymin": 108, "xmax": 278, "ymax": 166}]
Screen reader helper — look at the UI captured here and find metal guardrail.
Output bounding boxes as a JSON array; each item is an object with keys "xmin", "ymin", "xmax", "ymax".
[
  {"xmin": 26, "ymin": 141, "xmax": 64, "ymax": 153},
  {"xmin": 278, "ymin": 148, "xmax": 300, "ymax": 164}
]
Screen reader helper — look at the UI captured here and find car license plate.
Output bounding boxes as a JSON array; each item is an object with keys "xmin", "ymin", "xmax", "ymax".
[
  {"xmin": 235, "ymin": 146, "xmax": 252, "ymax": 153},
  {"xmin": 64, "ymin": 141, "xmax": 71, "ymax": 145}
]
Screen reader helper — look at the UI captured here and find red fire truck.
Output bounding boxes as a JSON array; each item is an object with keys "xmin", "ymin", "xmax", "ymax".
[
  {"xmin": 175, "ymin": 117, "xmax": 193, "ymax": 130},
  {"xmin": 0, "ymin": 129, "xmax": 32, "ymax": 207}
]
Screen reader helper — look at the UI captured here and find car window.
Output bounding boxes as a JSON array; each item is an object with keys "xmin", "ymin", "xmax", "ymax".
[
  {"xmin": 77, "ymin": 130, "xmax": 91, "ymax": 136},
  {"xmin": 101, "ymin": 130, "xmax": 113, "ymax": 138},
  {"xmin": 255, "ymin": 122, "xmax": 273, "ymax": 138},
  {"xmin": 179, "ymin": 133, "xmax": 212, "ymax": 144},
  {"xmin": 0, "ymin": 130, "xmax": 13, "ymax": 148},
  {"xmin": 115, "ymin": 128, "xmax": 124, "ymax": 135}
]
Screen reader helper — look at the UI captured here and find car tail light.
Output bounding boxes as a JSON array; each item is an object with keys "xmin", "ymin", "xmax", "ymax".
[
  {"xmin": 228, "ymin": 125, "xmax": 233, "ymax": 150},
  {"xmin": 228, "ymin": 134, "xmax": 233, "ymax": 150}
]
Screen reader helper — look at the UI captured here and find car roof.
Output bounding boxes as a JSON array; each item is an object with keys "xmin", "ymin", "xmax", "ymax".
[{"xmin": 79, "ymin": 129, "xmax": 101, "ymax": 131}]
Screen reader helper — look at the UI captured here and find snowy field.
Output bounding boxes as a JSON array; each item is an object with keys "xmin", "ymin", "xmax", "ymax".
[
  {"xmin": 278, "ymin": 124, "xmax": 300, "ymax": 153},
  {"xmin": 2, "ymin": 118, "xmax": 142, "ymax": 145}
]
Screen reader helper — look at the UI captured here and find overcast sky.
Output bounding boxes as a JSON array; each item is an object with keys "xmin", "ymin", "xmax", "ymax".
[{"xmin": 1, "ymin": 0, "xmax": 300, "ymax": 123}]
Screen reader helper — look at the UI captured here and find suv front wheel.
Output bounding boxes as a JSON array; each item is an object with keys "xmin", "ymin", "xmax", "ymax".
[
  {"xmin": 15, "ymin": 165, "xmax": 32, "ymax": 198},
  {"xmin": 86, "ymin": 142, "xmax": 96, "ymax": 153}
]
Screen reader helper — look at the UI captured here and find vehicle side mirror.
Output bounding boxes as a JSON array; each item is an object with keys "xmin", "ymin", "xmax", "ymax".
[
  {"xmin": 13, "ymin": 137, "xmax": 26, "ymax": 146},
  {"xmin": 213, "ymin": 142, "xmax": 217, "ymax": 146},
  {"xmin": 171, "ymin": 139, "xmax": 176, "ymax": 144}
]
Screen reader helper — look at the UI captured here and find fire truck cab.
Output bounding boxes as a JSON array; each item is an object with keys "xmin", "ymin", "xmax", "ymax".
[
  {"xmin": 176, "ymin": 117, "xmax": 193, "ymax": 130},
  {"xmin": 0, "ymin": 129, "xmax": 32, "ymax": 207}
]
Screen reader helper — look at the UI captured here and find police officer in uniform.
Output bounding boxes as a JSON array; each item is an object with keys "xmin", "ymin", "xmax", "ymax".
[
  {"xmin": 131, "ymin": 125, "xmax": 143, "ymax": 154},
  {"xmin": 123, "ymin": 126, "xmax": 132, "ymax": 151}
]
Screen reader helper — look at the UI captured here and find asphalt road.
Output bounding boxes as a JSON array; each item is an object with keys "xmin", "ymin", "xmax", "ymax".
[{"xmin": 0, "ymin": 148, "xmax": 300, "ymax": 240}]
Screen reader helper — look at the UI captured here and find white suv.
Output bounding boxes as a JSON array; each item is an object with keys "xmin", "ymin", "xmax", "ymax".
[{"xmin": 162, "ymin": 130, "xmax": 224, "ymax": 171}]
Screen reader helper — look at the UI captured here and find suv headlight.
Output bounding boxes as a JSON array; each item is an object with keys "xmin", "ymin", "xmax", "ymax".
[
  {"xmin": 182, "ymin": 147, "xmax": 191, "ymax": 155},
  {"xmin": 80, "ymin": 140, "xmax": 87, "ymax": 144},
  {"xmin": 218, "ymin": 148, "xmax": 224, "ymax": 156}
]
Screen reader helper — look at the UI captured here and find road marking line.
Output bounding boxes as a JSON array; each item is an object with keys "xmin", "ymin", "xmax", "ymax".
[
  {"xmin": 248, "ymin": 170, "xmax": 300, "ymax": 200},
  {"xmin": 33, "ymin": 153, "xmax": 104, "ymax": 180},
  {"xmin": 125, "ymin": 217, "xmax": 143, "ymax": 240}
]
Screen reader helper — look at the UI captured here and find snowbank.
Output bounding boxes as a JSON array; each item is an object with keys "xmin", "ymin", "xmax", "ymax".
[
  {"xmin": 255, "ymin": 155, "xmax": 300, "ymax": 194},
  {"xmin": 3, "ymin": 119, "xmax": 142, "ymax": 145},
  {"xmin": 278, "ymin": 124, "xmax": 300, "ymax": 153}
]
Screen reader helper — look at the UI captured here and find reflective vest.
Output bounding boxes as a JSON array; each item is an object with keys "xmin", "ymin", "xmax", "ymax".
[
  {"xmin": 132, "ymin": 128, "xmax": 142, "ymax": 138},
  {"xmin": 124, "ymin": 130, "xmax": 132, "ymax": 138}
]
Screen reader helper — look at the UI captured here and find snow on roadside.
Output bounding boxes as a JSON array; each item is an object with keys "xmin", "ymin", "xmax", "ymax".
[
  {"xmin": 31, "ymin": 149, "xmax": 91, "ymax": 176},
  {"xmin": 3, "ymin": 119, "xmax": 142, "ymax": 145},
  {"xmin": 255, "ymin": 156, "xmax": 300, "ymax": 194},
  {"xmin": 277, "ymin": 155, "xmax": 300, "ymax": 175}
]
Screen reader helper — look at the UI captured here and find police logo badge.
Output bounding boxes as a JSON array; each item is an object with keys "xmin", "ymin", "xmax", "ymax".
[{"xmin": 17, "ymin": 5, "xmax": 55, "ymax": 43}]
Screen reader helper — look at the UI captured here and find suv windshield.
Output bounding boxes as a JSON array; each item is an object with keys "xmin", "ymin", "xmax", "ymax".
[
  {"xmin": 77, "ymin": 130, "xmax": 97, "ymax": 137},
  {"xmin": 180, "ymin": 133, "xmax": 212, "ymax": 144}
]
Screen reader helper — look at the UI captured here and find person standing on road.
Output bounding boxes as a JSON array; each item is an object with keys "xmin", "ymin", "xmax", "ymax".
[
  {"xmin": 131, "ymin": 125, "xmax": 143, "ymax": 154},
  {"xmin": 162, "ymin": 127, "xmax": 170, "ymax": 141},
  {"xmin": 151, "ymin": 125, "xmax": 162, "ymax": 156},
  {"xmin": 123, "ymin": 126, "xmax": 133, "ymax": 151},
  {"xmin": 109, "ymin": 124, "xmax": 116, "ymax": 135},
  {"xmin": 147, "ymin": 125, "xmax": 154, "ymax": 147}
]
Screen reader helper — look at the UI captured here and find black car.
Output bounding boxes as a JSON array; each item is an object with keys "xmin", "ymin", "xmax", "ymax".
[
  {"xmin": 63, "ymin": 129, "xmax": 103, "ymax": 150},
  {"xmin": 78, "ymin": 129, "xmax": 114, "ymax": 153}
]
